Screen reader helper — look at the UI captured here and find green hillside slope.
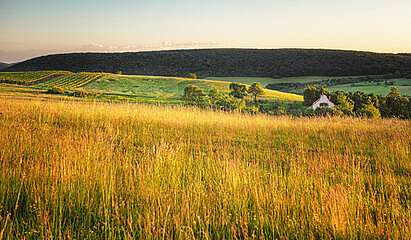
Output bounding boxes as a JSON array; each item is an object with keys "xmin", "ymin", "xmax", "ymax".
[{"xmin": 0, "ymin": 71, "xmax": 303, "ymax": 102}]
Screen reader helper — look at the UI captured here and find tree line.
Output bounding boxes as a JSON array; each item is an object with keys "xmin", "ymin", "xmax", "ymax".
[
  {"xmin": 303, "ymin": 86, "xmax": 411, "ymax": 119},
  {"xmin": 183, "ymin": 82, "xmax": 265, "ymax": 113},
  {"xmin": 183, "ymin": 83, "xmax": 411, "ymax": 119}
]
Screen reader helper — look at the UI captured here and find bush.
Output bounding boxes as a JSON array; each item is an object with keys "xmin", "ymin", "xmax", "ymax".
[
  {"xmin": 303, "ymin": 108, "xmax": 315, "ymax": 117},
  {"xmin": 187, "ymin": 73, "xmax": 198, "ymax": 79},
  {"xmin": 47, "ymin": 87, "xmax": 65, "ymax": 95},
  {"xmin": 314, "ymin": 107, "xmax": 343, "ymax": 117},
  {"xmin": 71, "ymin": 89, "xmax": 99, "ymax": 98},
  {"xmin": 358, "ymin": 104, "xmax": 381, "ymax": 119},
  {"xmin": 210, "ymin": 93, "xmax": 245, "ymax": 112},
  {"xmin": 183, "ymin": 85, "xmax": 205, "ymax": 101},
  {"xmin": 244, "ymin": 105, "xmax": 259, "ymax": 115}
]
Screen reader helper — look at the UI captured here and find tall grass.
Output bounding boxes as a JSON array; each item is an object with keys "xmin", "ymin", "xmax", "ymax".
[{"xmin": 0, "ymin": 99, "xmax": 410, "ymax": 239}]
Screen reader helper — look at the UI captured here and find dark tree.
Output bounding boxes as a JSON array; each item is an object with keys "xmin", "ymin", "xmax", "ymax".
[
  {"xmin": 330, "ymin": 91, "xmax": 354, "ymax": 115},
  {"xmin": 248, "ymin": 82, "xmax": 265, "ymax": 102},
  {"xmin": 303, "ymin": 85, "xmax": 320, "ymax": 106},
  {"xmin": 380, "ymin": 87, "xmax": 410, "ymax": 119},
  {"xmin": 229, "ymin": 83, "xmax": 248, "ymax": 99},
  {"xmin": 183, "ymin": 85, "xmax": 205, "ymax": 101}
]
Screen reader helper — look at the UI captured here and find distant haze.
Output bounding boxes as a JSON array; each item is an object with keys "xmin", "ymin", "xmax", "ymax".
[{"xmin": 1, "ymin": 0, "xmax": 411, "ymax": 63}]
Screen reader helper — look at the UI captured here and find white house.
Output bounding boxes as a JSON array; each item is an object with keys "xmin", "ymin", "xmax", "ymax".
[{"xmin": 311, "ymin": 95, "xmax": 335, "ymax": 110}]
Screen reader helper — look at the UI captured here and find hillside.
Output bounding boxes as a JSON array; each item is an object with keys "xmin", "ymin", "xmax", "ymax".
[
  {"xmin": 0, "ymin": 71, "xmax": 303, "ymax": 102},
  {"xmin": 0, "ymin": 62, "xmax": 11, "ymax": 70},
  {"xmin": 3, "ymin": 49, "xmax": 411, "ymax": 77}
]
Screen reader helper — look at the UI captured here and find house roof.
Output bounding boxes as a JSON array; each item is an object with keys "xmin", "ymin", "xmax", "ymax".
[{"xmin": 312, "ymin": 95, "xmax": 335, "ymax": 107}]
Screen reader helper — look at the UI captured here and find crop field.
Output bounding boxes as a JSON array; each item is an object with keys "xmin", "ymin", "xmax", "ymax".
[
  {"xmin": 0, "ymin": 71, "xmax": 107, "ymax": 90},
  {"xmin": 0, "ymin": 71, "xmax": 69, "ymax": 84},
  {"xmin": 36, "ymin": 72, "xmax": 105, "ymax": 89},
  {"xmin": 0, "ymin": 71, "xmax": 303, "ymax": 102},
  {"xmin": 0, "ymin": 97, "xmax": 410, "ymax": 239}
]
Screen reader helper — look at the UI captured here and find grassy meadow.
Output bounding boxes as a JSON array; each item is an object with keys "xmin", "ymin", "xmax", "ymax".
[
  {"xmin": 0, "ymin": 72, "xmax": 303, "ymax": 103},
  {"xmin": 0, "ymin": 97, "xmax": 410, "ymax": 239}
]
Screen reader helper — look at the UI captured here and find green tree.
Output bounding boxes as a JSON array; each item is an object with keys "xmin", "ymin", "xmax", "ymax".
[
  {"xmin": 350, "ymin": 91, "xmax": 369, "ymax": 112},
  {"xmin": 358, "ymin": 103, "xmax": 381, "ymax": 119},
  {"xmin": 211, "ymin": 93, "xmax": 245, "ymax": 111},
  {"xmin": 381, "ymin": 87, "xmax": 409, "ymax": 119},
  {"xmin": 229, "ymin": 83, "xmax": 248, "ymax": 99},
  {"xmin": 330, "ymin": 91, "xmax": 354, "ymax": 115},
  {"xmin": 303, "ymin": 85, "xmax": 320, "ymax": 106},
  {"xmin": 319, "ymin": 87, "xmax": 330, "ymax": 96},
  {"xmin": 183, "ymin": 85, "xmax": 208, "ymax": 107},
  {"xmin": 248, "ymin": 82, "xmax": 265, "ymax": 102}
]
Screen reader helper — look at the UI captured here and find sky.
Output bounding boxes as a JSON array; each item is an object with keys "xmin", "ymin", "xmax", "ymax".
[{"xmin": 1, "ymin": 0, "xmax": 411, "ymax": 63}]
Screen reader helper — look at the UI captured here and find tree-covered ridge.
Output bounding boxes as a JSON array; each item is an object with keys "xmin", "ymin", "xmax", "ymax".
[
  {"xmin": 4, "ymin": 49, "xmax": 411, "ymax": 77},
  {"xmin": 0, "ymin": 62, "xmax": 11, "ymax": 70}
]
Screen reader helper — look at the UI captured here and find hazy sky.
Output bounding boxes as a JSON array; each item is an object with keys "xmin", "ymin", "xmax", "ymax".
[{"xmin": 1, "ymin": 0, "xmax": 411, "ymax": 62}]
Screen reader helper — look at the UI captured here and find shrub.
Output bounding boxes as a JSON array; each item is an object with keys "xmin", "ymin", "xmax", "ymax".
[
  {"xmin": 183, "ymin": 85, "xmax": 206, "ymax": 101},
  {"xmin": 210, "ymin": 93, "xmax": 245, "ymax": 112},
  {"xmin": 314, "ymin": 107, "xmax": 343, "ymax": 117},
  {"xmin": 47, "ymin": 87, "xmax": 65, "ymax": 95},
  {"xmin": 187, "ymin": 73, "xmax": 198, "ymax": 79},
  {"xmin": 244, "ymin": 105, "xmax": 259, "ymax": 115},
  {"xmin": 358, "ymin": 104, "xmax": 381, "ymax": 119},
  {"xmin": 71, "ymin": 89, "xmax": 98, "ymax": 98},
  {"xmin": 303, "ymin": 108, "xmax": 316, "ymax": 117}
]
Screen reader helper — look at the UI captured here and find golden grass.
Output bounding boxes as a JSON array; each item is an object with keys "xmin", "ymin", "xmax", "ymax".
[{"xmin": 0, "ymin": 98, "xmax": 410, "ymax": 239}]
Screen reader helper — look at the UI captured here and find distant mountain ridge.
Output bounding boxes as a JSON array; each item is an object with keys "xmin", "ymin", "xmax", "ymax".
[
  {"xmin": 0, "ymin": 62, "xmax": 12, "ymax": 70},
  {"xmin": 3, "ymin": 49, "xmax": 411, "ymax": 77}
]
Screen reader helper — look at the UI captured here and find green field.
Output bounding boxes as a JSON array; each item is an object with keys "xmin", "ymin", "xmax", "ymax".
[
  {"xmin": 0, "ymin": 71, "xmax": 70, "ymax": 84},
  {"xmin": 86, "ymin": 75, "xmax": 302, "ymax": 102},
  {"xmin": 207, "ymin": 76, "xmax": 411, "ymax": 96},
  {"xmin": 36, "ymin": 72, "xmax": 105, "ymax": 89},
  {"xmin": 329, "ymin": 79, "xmax": 411, "ymax": 96},
  {"xmin": 206, "ymin": 76, "xmax": 355, "ymax": 86},
  {"xmin": 0, "ymin": 98, "xmax": 410, "ymax": 239},
  {"xmin": 0, "ymin": 71, "xmax": 303, "ymax": 102}
]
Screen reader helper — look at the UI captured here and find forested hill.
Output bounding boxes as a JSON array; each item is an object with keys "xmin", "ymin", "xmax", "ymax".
[
  {"xmin": 0, "ymin": 62, "xmax": 11, "ymax": 70},
  {"xmin": 3, "ymin": 49, "xmax": 411, "ymax": 77}
]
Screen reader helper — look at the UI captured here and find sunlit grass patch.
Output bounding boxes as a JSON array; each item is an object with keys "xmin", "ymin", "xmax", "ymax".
[{"xmin": 0, "ymin": 98, "xmax": 409, "ymax": 239}]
